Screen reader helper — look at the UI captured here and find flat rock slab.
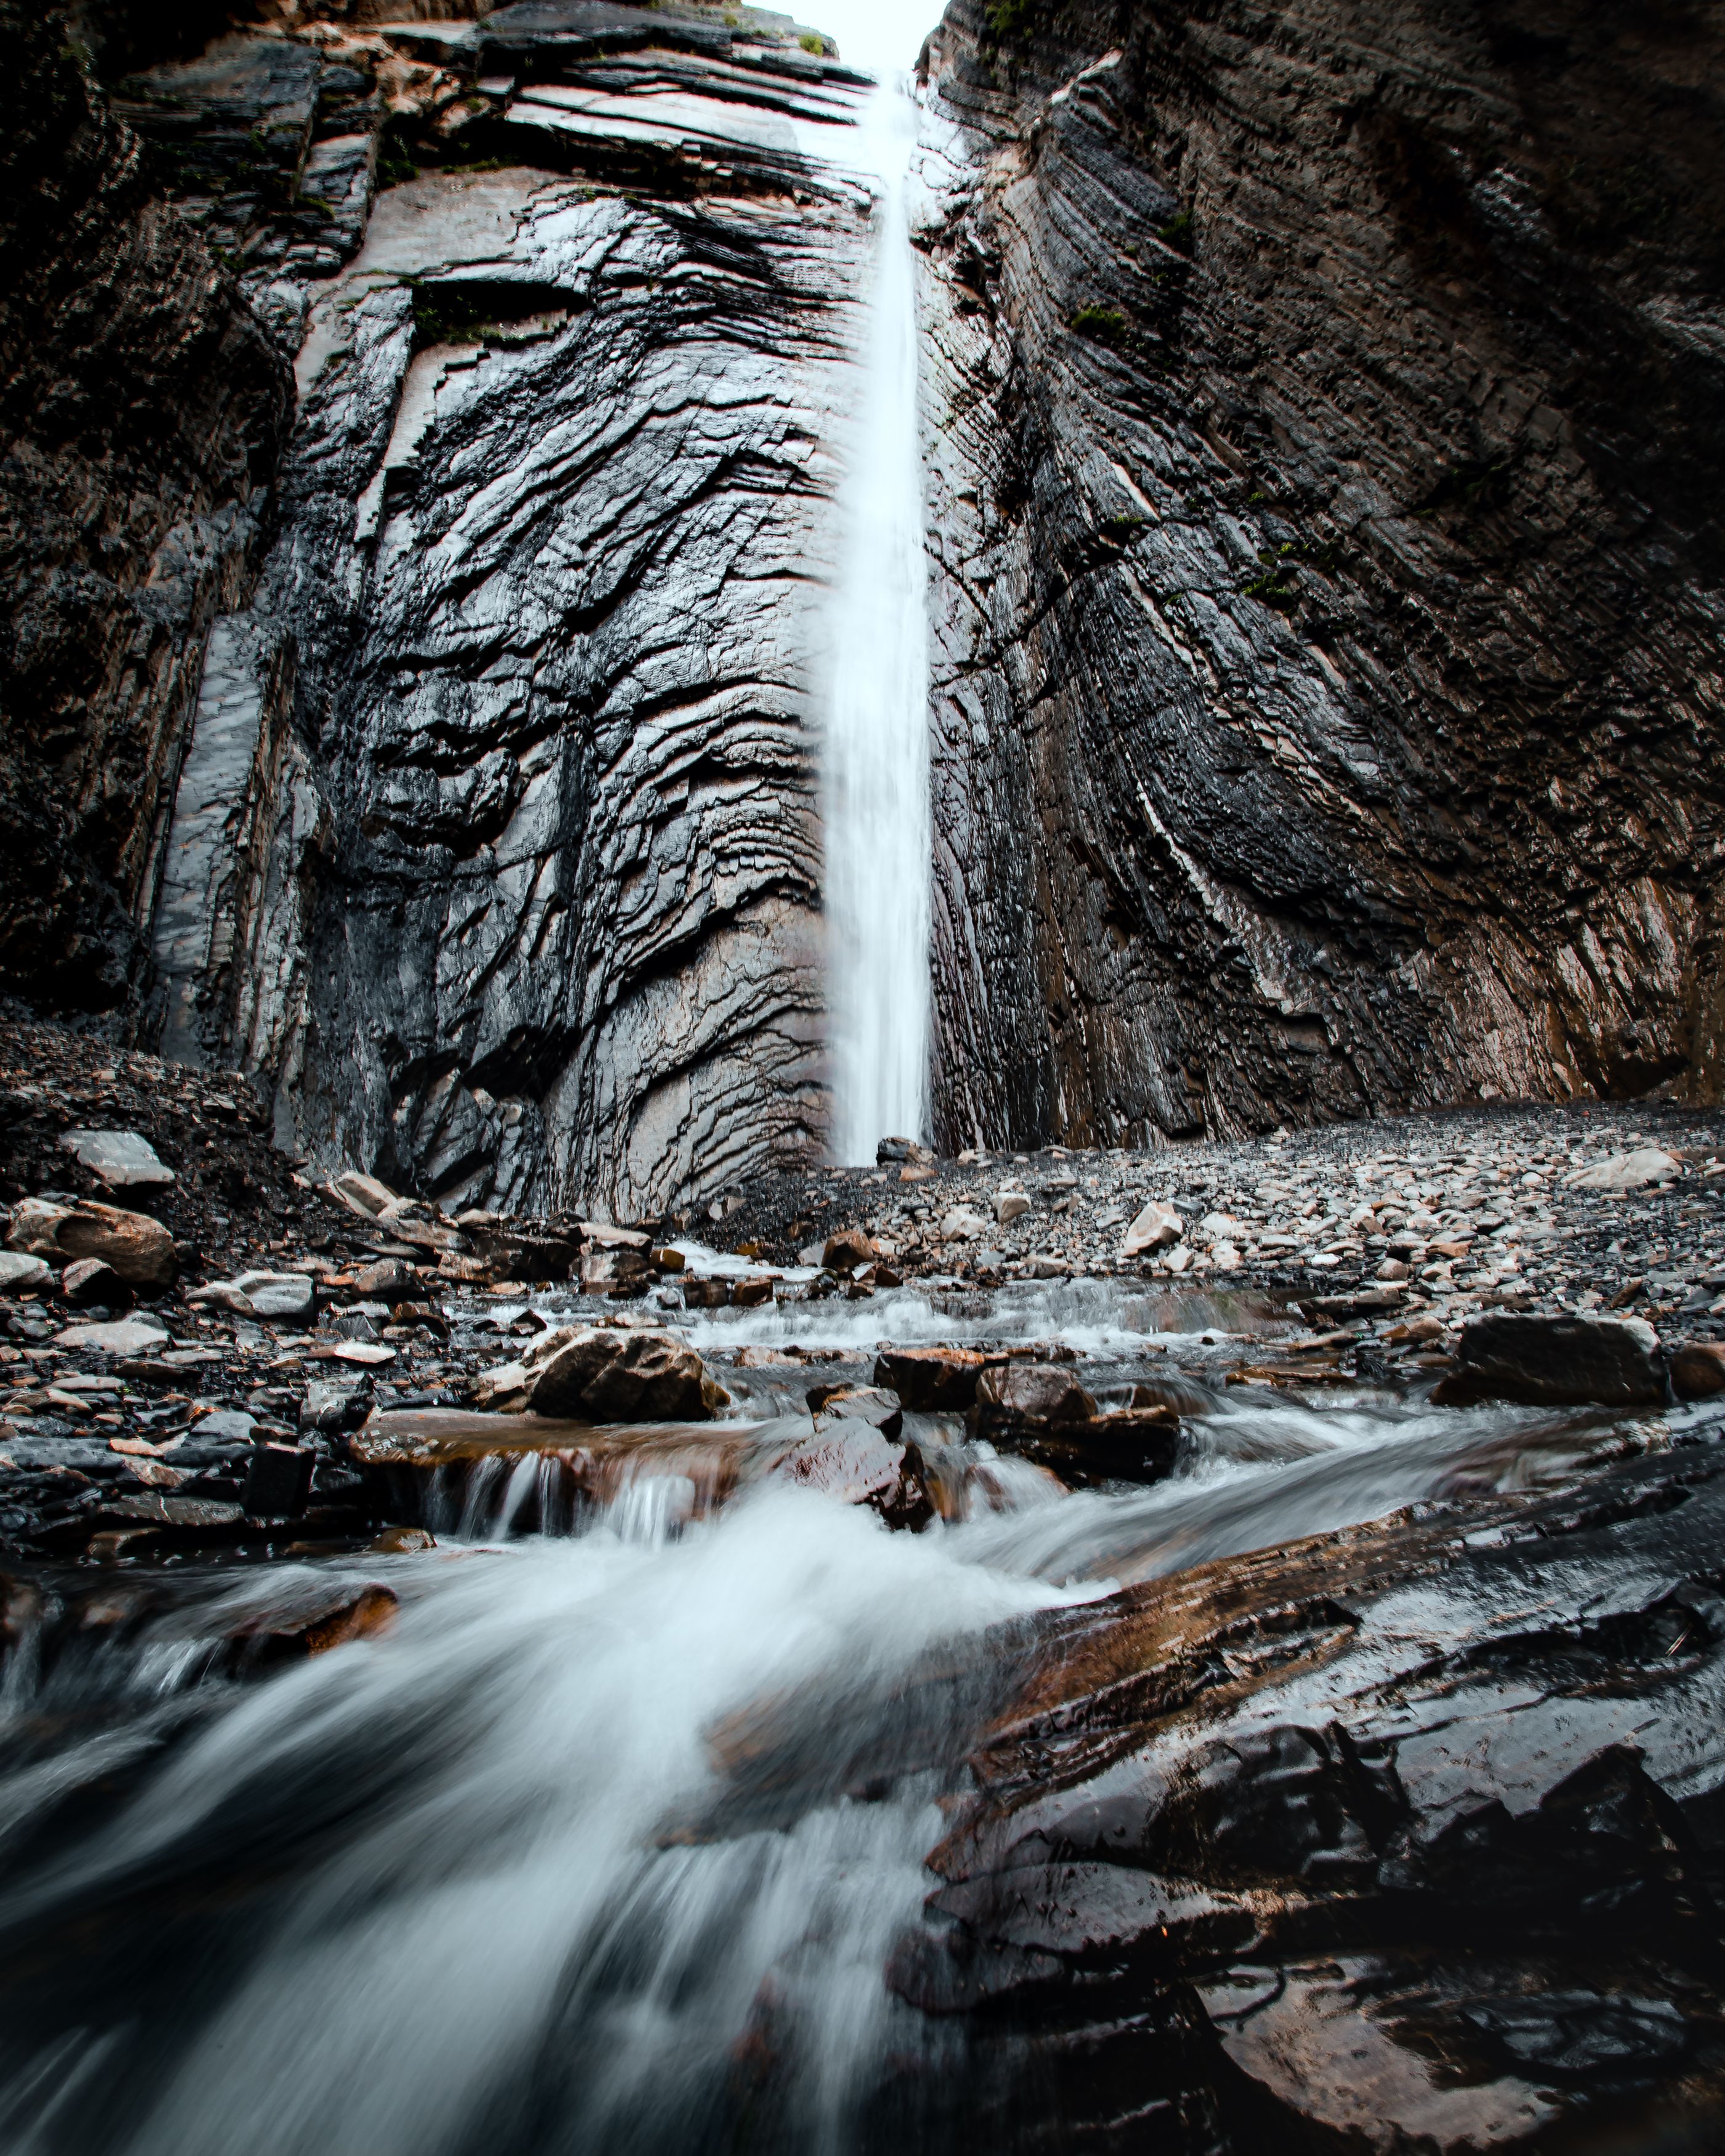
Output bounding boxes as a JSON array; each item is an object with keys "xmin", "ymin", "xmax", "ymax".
[
  {"xmin": 1565, "ymin": 1148, "xmax": 1681, "ymax": 1192},
  {"xmin": 54, "ymin": 1318, "xmax": 171, "ymax": 1355},
  {"xmin": 353, "ymin": 1406, "xmax": 731, "ymax": 1465},
  {"xmin": 60, "ymin": 1129, "xmax": 174, "ymax": 1188}
]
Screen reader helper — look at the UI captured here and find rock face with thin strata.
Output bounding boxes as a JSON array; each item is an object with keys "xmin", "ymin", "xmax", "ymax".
[
  {"xmin": 914, "ymin": 0, "xmax": 1725, "ymax": 1152},
  {"xmin": 142, "ymin": 15, "xmax": 877, "ymax": 1217},
  {"xmin": 876, "ymin": 1448, "xmax": 1725, "ymax": 2148},
  {"xmin": 0, "ymin": 4, "xmax": 290, "ymax": 1010}
]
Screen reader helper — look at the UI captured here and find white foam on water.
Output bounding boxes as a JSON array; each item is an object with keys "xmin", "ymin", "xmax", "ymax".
[{"xmin": 0, "ymin": 1494, "xmax": 1069, "ymax": 2156}]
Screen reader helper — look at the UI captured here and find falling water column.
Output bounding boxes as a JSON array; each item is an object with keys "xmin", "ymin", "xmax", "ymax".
[{"xmin": 824, "ymin": 78, "xmax": 931, "ymax": 1166}]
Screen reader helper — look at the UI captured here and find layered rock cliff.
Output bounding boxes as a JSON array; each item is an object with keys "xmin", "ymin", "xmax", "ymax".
[
  {"xmin": 915, "ymin": 0, "xmax": 1725, "ymax": 1152},
  {"xmin": 8, "ymin": 0, "xmax": 1725, "ymax": 1215},
  {"xmin": 5, "ymin": 0, "xmax": 879, "ymax": 1218},
  {"xmin": 0, "ymin": 1, "xmax": 289, "ymax": 1008}
]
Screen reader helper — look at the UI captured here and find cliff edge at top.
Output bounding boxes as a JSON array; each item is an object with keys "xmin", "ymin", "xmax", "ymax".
[{"xmin": 917, "ymin": 0, "xmax": 1725, "ymax": 1150}]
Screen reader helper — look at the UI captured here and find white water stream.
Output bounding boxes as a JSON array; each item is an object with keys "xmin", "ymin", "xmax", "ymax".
[
  {"xmin": 823, "ymin": 78, "xmax": 932, "ymax": 1165},
  {"xmin": 0, "ymin": 1343, "xmax": 1648, "ymax": 2153}
]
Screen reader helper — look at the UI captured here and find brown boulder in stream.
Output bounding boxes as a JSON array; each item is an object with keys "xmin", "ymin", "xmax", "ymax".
[
  {"xmin": 498, "ymin": 1325, "xmax": 713, "ymax": 1422},
  {"xmin": 1433, "ymin": 1314, "xmax": 1666, "ymax": 1408},
  {"xmin": 972, "ymin": 1361, "xmax": 1097, "ymax": 1433},
  {"xmin": 765, "ymin": 1420, "xmax": 932, "ymax": 1531},
  {"xmin": 874, "ymin": 1345, "xmax": 991, "ymax": 1410},
  {"xmin": 971, "ymin": 1363, "xmax": 1180, "ymax": 1487}
]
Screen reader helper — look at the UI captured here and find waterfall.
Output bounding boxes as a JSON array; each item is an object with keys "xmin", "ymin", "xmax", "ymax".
[{"xmin": 824, "ymin": 76, "xmax": 932, "ymax": 1167}]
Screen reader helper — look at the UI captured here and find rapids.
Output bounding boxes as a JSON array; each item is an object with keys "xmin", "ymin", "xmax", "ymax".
[{"xmin": 0, "ymin": 1284, "xmax": 1662, "ymax": 2154}]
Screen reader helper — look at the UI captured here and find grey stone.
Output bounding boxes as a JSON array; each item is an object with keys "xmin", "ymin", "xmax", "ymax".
[
  {"xmin": 194, "ymin": 1410, "xmax": 258, "ymax": 1444},
  {"xmin": 0, "ymin": 1252, "xmax": 51, "ymax": 1294},
  {"xmin": 60, "ymin": 1130, "xmax": 174, "ymax": 1189}
]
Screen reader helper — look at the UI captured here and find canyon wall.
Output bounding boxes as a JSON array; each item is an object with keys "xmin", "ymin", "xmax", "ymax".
[
  {"xmin": 916, "ymin": 0, "xmax": 1725, "ymax": 1152},
  {"xmin": 7, "ymin": 1, "xmax": 877, "ymax": 1218},
  {"xmin": 0, "ymin": 1, "xmax": 289, "ymax": 1010}
]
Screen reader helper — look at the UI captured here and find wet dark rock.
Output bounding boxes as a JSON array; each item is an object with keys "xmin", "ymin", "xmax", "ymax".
[
  {"xmin": 883, "ymin": 1447, "xmax": 1725, "ymax": 2148},
  {"xmin": 1010, "ymin": 1408, "xmax": 1183, "ymax": 1491},
  {"xmin": 1434, "ymin": 1313, "xmax": 1666, "ymax": 1408},
  {"xmin": 874, "ymin": 1345, "xmax": 991, "ymax": 1411},
  {"xmin": 972, "ymin": 1360, "xmax": 1098, "ymax": 1436},
  {"xmin": 229, "ymin": 1582, "xmax": 400, "ymax": 1663},
  {"xmin": 764, "ymin": 1421, "xmax": 933, "ymax": 1531},
  {"xmin": 242, "ymin": 1440, "xmax": 315, "ymax": 1519},
  {"xmin": 97, "ymin": 1492, "xmax": 245, "ymax": 1542},
  {"xmin": 1461, "ymin": 1992, "xmax": 1689, "ymax": 2081}
]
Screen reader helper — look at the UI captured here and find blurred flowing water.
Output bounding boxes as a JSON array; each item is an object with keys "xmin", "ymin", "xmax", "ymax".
[{"xmin": 0, "ymin": 1285, "xmax": 1666, "ymax": 2153}]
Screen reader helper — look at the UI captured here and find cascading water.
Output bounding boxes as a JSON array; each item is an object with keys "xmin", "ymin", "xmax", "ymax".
[
  {"xmin": 822, "ymin": 76, "xmax": 932, "ymax": 1165},
  {"xmin": 0, "ymin": 1262, "xmax": 1651, "ymax": 2152}
]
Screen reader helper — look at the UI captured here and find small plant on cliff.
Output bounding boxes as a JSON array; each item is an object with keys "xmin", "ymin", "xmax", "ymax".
[
  {"xmin": 377, "ymin": 120, "xmax": 420, "ymax": 189},
  {"xmin": 1070, "ymin": 304, "xmax": 1130, "ymax": 346},
  {"xmin": 1158, "ymin": 209, "xmax": 1194, "ymax": 253},
  {"xmin": 798, "ymin": 31, "xmax": 827, "ymax": 53},
  {"xmin": 984, "ymin": 0, "xmax": 1039, "ymax": 41}
]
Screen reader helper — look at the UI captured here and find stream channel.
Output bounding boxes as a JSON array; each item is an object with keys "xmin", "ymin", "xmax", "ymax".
[{"xmin": 0, "ymin": 1276, "xmax": 1676, "ymax": 2155}]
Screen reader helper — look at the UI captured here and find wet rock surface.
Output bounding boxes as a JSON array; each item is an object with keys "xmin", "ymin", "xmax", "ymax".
[
  {"xmin": 881, "ymin": 1444, "xmax": 1725, "ymax": 2150},
  {"xmin": 914, "ymin": 0, "xmax": 1725, "ymax": 1153}
]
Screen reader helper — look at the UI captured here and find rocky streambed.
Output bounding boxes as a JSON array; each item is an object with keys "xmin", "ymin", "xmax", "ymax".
[{"xmin": 2, "ymin": 1011, "xmax": 1725, "ymax": 2149}]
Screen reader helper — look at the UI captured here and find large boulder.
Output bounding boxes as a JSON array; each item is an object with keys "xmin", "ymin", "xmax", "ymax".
[
  {"xmin": 189, "ymin": 1271, "xmax": 316, "ymax": 1321},
  {"xmin": 1014, "ymin": 1408, "xmax": 1182, "ymax": 1488},
  {"xmin": 477, "ymin": 1326, "xmax": 713, "ymax": 1422},
  {"xmin": 1434, "ymin": 1314, "xmax": 1666, "ymax": 1408},
  {"xmin": 8, "ymin": 1198, "xmax": 176, "ymax": 1288},
  {"xmin": 973, "ymin": 1361, "xmax": 1098, "ymax": 1434},
  {"xmin": 972, "ymin": 1361, "xmax": 1180, "ymax": 1486},
  {"xmin": 1670, "ymin": 1343, "xmax": 1725, "ymax": 1401},
  {"xmin": 807, "ymin": 1384, "xmax": 903, "ymax": 1440},
  {"xmin": 1565, "ymin": 1149, "xmax": 1681, "ymax": 1193},
  {"xmin": 874, "ymin": 1345, "xmax": 989, "ymax": 1410},
  {"xmin": 765, "ymin": 1422, "xmax": 933, "ymax": 1530},
  {"xmin": 1121, "ymin": 1201, "xmax": 1182, "ymax": 1258},
  {"xmin": 822, "ymin": 1226, "xmax": 877, "ymax": 1273}
]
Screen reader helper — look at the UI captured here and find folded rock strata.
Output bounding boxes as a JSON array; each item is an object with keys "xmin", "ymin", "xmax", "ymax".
[
  {"xmin": 143, "ymin": 18, "xmax": 881, "ymax": 1217},
  {"xmin": 915, "ymin": 0, "xmax": 1725, "ymax": 1151}
]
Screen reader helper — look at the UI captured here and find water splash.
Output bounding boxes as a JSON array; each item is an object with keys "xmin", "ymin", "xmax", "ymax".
[{"xmin": 824, "ymin": 76, "xmax": 931, "ymax": 1165}]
